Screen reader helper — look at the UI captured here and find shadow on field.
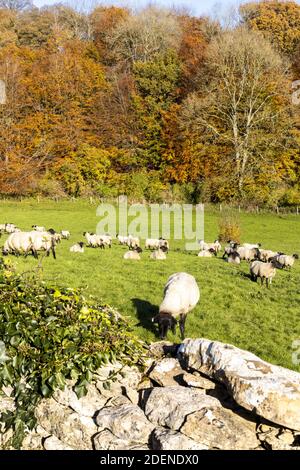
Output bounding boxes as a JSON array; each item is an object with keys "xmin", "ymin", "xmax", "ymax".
[
  {"xmin": 131, "ymin": 298, "xmax": 159, "ymax": 334},
  {"xmin": 239, "ymin": 271, "xmax": 255, "ymax": 281}
]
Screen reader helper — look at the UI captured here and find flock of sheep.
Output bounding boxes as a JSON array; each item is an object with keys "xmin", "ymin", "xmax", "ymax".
[
  {"xmin": 0, "ymin": 223, "xmax": 70, "ymax": 259},
  {"xmin": 0, "ymin": 222, "xmax": 298, "ymax": 340},
  {"xmin": 72, "ymin": 233, "xmax": 170, "ymax": 260}
]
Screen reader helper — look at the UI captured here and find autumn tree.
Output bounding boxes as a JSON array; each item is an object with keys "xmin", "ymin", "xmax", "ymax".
[
  {"xmin": 108, "ymin": 6, "xmax": 182, "ymax": 65},
  {"xmin": 90, "ymin": 6, "xmax": 129, "ymax": 64},
  {"xmin": 0, "ymin": 8, "xmax": 16, "ymax": 46},
  {"xmin": 181, "ymin": 28, "xmax": 293, "ymax": 201},
  {"xmin": 0, "ymin": 0, "xmax": 33, "ymax": 11},
  {"xmin": 240, "ymin": 1, "xmax": 300, "ymax": 57}
]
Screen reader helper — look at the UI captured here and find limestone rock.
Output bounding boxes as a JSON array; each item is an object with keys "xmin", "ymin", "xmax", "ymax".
[
  {"xmin": 96, "ymin": 403, "xmax": 154, "ymax": 443},
  {"xmin": 182, "ymin": 372, "xmax": 216, "ymax": 390},
  {"xmin": 93, "ymin": 429, "xmax": 149, "ymax": 450},
  {"xmin": 53, "ymin": 383, "xmax": 106, "ymax": 417},
  {"xmin": 148, "ymin": 358, "xmax": 184, "ymax": 387},
  {"xmin": 148, "ymin": 341, "xmax": 179, "ymax": 359},
  {"xmin": 258, "ymin": 427, "xmax": 299, "ymax": 450},
  {"xmin": 145, "ymin": 386, "xmax": 218, "ymax": 430},
  {"xmin": 96, "ymin": 364, "xmax": 141, "ymax": 398},
  {"xmin": 35, "ymin": 399, "xmax": 96, "ymax": 449},
  {"xmin": 181, "ymin": 406, "xmax": 259, "ymax": 450},
  {"xmin": 179, "ymin": 338, "xmax": 300, "ymax": 431},
  {"xmin": 43, "ymin": 435, "xmax": 74, "ymax": 450},
  {"xmin": 152, "ymin": 428, "xmax": 208, "ymax": 450}
]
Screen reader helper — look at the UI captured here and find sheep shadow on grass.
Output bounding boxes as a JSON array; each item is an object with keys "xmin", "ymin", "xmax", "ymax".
[
  {"xmin": 239, "ymin": 270, "xmax": 255, "ymax": 282},
  {"xmin": 131, "ymin": 298, "xmax": 158, "ymax": 335}
]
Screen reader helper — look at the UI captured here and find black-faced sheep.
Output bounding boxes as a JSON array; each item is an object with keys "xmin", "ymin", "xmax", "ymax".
[
  {"xmin": 250, "ymin": 259, "xmax": 282, "ymax": 287},
  {"xmin": 152, "ymin": 272, "xmax": 200, "ymax": 340},
  {"xmin": 70, "ymin": 242, "xmax": 84, "ymax": 253}
]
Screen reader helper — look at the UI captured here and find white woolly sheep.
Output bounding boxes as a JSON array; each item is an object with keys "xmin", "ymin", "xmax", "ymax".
[
  {"xmin": 198, "ymin": 239, "xmax": 221, "ymax": 253},
  {"xmin": 123, "ymin": 247, "xmax": 142, "ymax": 260},
  {"xmin": 197, "ymin": 248, "xmax": 216, "ymax": 257},
  {"xmin": 99, "ymin": 234, "xmax": 112, "ymax": 248},
  {"xmin": 150, "ymin": 247, "xmax": 167, "ymax": 260},
  {"xmin": 250, "ymin": 259, "xmax": 282, "ymax": 287},
  {"xmin": 3, "ymin": 223, "xmax": 20, "ymax": 233},
  {"xmin": 127, "ymin": 235, "xmax": 140, "ymax": 249},
  {"xmin": 242, "ymin": 242, "xmax": 261, "ymax": 249},
  {"xmin": 236, "ymin": 246, "xmax": 260, "ymax": 262},
  {"xmin": 153, "ymin": 272, "xmax": 200, "ymax": 340},
  {"xmin": 83, "ymin": 232, "xmax": 103, "ymax": 248},
  {"xmin": 3, "ymin": 232, "xmax": 33, "ymax": 257},
  {"xmin": 145, "ymin": 238, "xmax": 160, "ymax": 250},
  {"xmin": 227, "ymin": 251, "xmax": 241, "ymax": 264},
  {"xmin": 258, "ymin": 249, "xmax": 279, "ymax": 262},
  {"xmin": 61, "ymin": 230, "xmax": 70, "ymax": 239},
  {"xmin": 274, "ymin": 253, "xmax": 299, "ymax": 269},
  {"xmin": 32, "ymin": 225, "xmax": 46, "ymax": 232},
  {"xmin": 30, "ymin": 231, "xmax": 57, "ymax": 258},
  {"xmin": 117, "ymin": 235, "xmax": 129, "ymax": 245},
  {"xmin": 158, "ymin": 238, "xmax": 169, "ymax": 250},
  {"xmin": 70, "ymin": 242, "xmax": 84, "ymax": 253}
]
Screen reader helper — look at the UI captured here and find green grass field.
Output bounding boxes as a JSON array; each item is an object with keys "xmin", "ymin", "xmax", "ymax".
[{"xmin": 1, "ymin": 199, "xmax": 300, "ymax": 371}]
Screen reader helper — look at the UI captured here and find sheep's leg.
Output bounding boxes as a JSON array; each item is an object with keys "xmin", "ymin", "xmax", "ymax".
[{"xmin": 179, "ymin": 314, "xmax": 187, "ymax": 340}]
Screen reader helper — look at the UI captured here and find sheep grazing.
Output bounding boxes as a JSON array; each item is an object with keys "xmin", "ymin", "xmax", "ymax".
[
  {"xmin": 127, "ymin": 235, "xmax": 140, "ymax": 250},
  {"xmin": 70, "ymin": 242, "xmax": 84, "ymax": 253},
  {"xmin": 258, "ymin": 249, "xmax": 279, "ymax": 262},
  {"xmin": 61, "ymin": 230, "xmax": 70, "ymax": 239},
  {"xmin": 159, "ymin": 238, "xmax": 169, "ymax": 250},
  {"xmin": 153, "ymin": 272, "xmax": 200, "ymax": 340},
  {"xmin": 145, "ymin": 238, "xmax": 160, "ymax": 250},
  {"xmin": 2, "ymin": 230, "xmax": 57, "ymax": 259},
  {"xmin": 83, "ymin": 232, "xmax": 105, "ymax": 248},
  {"xmin": 117, "ymin": 235, "xmax": 129, "ymax": 245},
  {"xmin": 32, "ymin": 225, "xmax": 46, "ymax": 232},
  {"xmin": 3, "ymin": 232, "xmax": 34, "ymax": 257},
  {"xmin": 1, "ymin": 223, "xmax": 20, "ymax": 234},
  {"xmin": 99, "ymin": 234, "xmax": 112, "ymax": 248},
  {"xmin": 197, "ymin": 248, "xmax": 216, "ymax": 257},
  {"xmin": 150, "ymin": 246, "xmax": 168, "ymax": 260},
  {"xmin": 84, "ymin": 232, "xmax": 97, "ymax": 247},
  {"xmin": 198, "ymin": 239, "xmax": 221, "ymax": 253},
  {"xmin": 236, "ymin": 246, "xmax": 260, "ymax": 262},
  {"xmin": 274, "ymin": 253, "xmax": 299, "ymax": 270},
  {"xmin": 222, "ymin": 242, "xmax": 238, "ymax": 259},
  {"xmin": 242, "ymin": 243, "xmax": 261, "ymax": 249},
  {"xmin": 123, "ymin": 247, "xmax": 142, "ymax": 260},
  {"xmin": 145, "ymin": 238, "xmax": 169, "ymax": 250},
  {"xmin": 30, "ymin": 231, "xmax": 57, "ymax": 259},
  {"xmin": 227, "ymin": 251, "xmax": 241, "ymax": 264},
  {"xmin": 250, "ymin": 259, "xmax": 282, "ymax": 287}
]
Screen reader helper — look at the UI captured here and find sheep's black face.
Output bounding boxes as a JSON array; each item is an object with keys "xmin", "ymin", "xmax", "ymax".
[
  {"xmin": 272, "ymin": 259, "xmax": 283, "ymax": 269},
  {"xmin": 153, "ymin": 313, "xmax": 177, "ymax": 339}
]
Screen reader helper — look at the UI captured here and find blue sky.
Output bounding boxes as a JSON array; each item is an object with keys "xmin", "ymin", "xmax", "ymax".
[{"xmin": 32, "ymin": 0, "xmax": 249, "ymax": 17}]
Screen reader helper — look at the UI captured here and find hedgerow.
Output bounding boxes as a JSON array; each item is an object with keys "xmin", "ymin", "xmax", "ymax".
[{"xmin": 0, "ymin": 259, "xmax": 146, "ymax": 448}]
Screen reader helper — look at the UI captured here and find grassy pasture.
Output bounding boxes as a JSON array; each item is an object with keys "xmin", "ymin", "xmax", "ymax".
[{"xmin": 0, "ymin": 199, "xmax": 300, "ymax": 371}]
